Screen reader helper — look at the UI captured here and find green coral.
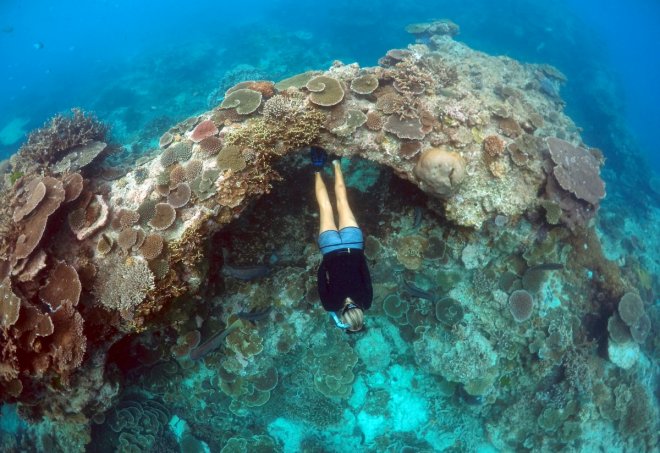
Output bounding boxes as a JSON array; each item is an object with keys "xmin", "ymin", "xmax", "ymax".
[
  {"xmin": 350, "ymin": 74, "xmax": 379, "ymax": 94},
  {"xmin": 306, "ymin": 75, "xmax": 345, "ymax": 107},
  {"xmin": 220, "ymin": 88, "xmax": 263, "ymax": 115},
  {"xmin": 332, "ymin": 109, "xmax": 367, "ymax": 137},
  {"xmin": 274, "ymin": 71, "xmax": 319, "ymax": 91},
  {"xmin": 217, "ymin": 145, "xmax": 247, "ymax": 172}
]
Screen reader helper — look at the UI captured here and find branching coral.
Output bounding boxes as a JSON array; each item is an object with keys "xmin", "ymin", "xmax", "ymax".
[
  {"xmin": 93, "ymin": 254, "xmax": 155, "ymax": 319},
  {"xmin": 13, "ymin": 108, "xmax": 107, "ymax": 173}
]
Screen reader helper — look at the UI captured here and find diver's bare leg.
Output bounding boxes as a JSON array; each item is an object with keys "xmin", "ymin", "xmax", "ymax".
[
  {"xmin": 316, "ymin": 172, "xmax": 337, "ymax": 234},
  {"xmin": 333, "ymin": 160, "xmax": 359, "ymax": 229}
]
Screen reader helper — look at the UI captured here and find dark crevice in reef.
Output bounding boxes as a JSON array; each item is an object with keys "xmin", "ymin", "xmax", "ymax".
[{"xmin": 214, "ymin": 153, "xmax": 431, "ymax": 270}]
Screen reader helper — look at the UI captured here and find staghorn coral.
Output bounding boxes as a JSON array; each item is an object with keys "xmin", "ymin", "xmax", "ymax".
[{"xmin": 392, "ymin": 57, "xmax": 435, "ymax": 95}]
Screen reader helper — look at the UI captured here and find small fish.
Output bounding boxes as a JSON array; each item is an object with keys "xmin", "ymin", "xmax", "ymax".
[
  {"xmin": 221, "ymin": 248, "xmax": 271, "ymax": 281},
  {"xmin": 1, "ymin": 26, "xmax": 14, "ymax": 33},
  {"xmin": 402, "ymin": 279, "xmax": 436, "ymax": 302},
  {"xmin": 529, "ymin": 263, "xmax": 564, "ymax": 272},
  {"xmin": 412, "ymin": 206, "xmax": 423, "ymax": 229},
  {"xmin": 237, "ymin": 306, "xmax": 273, "ymax": 324},
  {"xmin": 33, "ymin": 41, "xmax": 44, "ymax": 50}
]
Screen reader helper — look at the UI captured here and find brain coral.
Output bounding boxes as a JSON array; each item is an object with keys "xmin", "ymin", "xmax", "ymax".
[
  {"xmin": 306, "ymin": 75, "xmax": 345, "ymax": 107},
  {"xmin": 413, "ymin": 147, "xmax": 466, "ymax": 197}
]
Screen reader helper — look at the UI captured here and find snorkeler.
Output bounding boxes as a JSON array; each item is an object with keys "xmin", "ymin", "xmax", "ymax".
[{"xmin": 311, "ymin": 146, "xmax": 373, "ymax": 332}]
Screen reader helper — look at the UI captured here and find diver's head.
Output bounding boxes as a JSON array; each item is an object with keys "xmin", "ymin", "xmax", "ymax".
[{"xmin": 340, "ymin": 298, "xmax": 364, "ymax": 332}]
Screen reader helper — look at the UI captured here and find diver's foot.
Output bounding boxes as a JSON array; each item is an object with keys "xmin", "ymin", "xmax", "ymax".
[{"xmin": 310, "ymin": 146, "xmax": 327, "ymax": 172}]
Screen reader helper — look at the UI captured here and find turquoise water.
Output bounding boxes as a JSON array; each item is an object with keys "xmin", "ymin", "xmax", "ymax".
[{"xmin": 0, "ymin": 1, "xmax": 658, "ymax": 451}]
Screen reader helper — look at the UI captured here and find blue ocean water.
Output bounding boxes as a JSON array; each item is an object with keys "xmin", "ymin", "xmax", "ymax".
[
  {"xmin": 2, "ymin": 0, "xmax": 659, "ymax": 172},
  {"xmin": 1, "ymin": 0, "xmax": 658, "ymax": 451}
]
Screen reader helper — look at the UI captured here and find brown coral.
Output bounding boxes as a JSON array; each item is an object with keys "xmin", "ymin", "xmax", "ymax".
[
  {"xmin": 184, "ymin": 160, "xmax": 203, "ymax": 181},
  {"xmin": 306, "ymin": 76, "xmax": 345, "ymax": 107},
  {"xmin": 383, "ymin": 116, "xmax": 425, "ymax": 140},
  {"xmin": 198, "ymin": 137, "xmax": 222, "ymax": 157},
  {"xmin": 483, "ymin": 135, "xmax": 506, "ymax": 160},
  {"xmin": 170, "ymin": 164, "xmax": 187, "ymax": 186},
  {"xmin": 12, "ymin": 178, "xmax": 47, "ymax": 222},
  {"xmin": 413, "ymin": 147, "xmax": 466, "ymax": 197},
  {"xmin": 365, "ymin": 111, "xmax": 384, "ymax": 131},
  {"xmin": 48, "ymin": 300, "xmax": 86, "ymax": 377},
  {"xmin": 167, "ymin": 183, "xmax": 191, "ymax": 208},
  {"xmin": 139, "ymin": 234, "xmax": 164, "ymax": 260},
  {"xmin": 39, "ymin": 262, "xmax": 81, "ymax": 310},
  {"xmin": 149, "ymin": 203, "xmax": 176, "ymax": 230},
  {"xmin": 350, "ymin": 74, "xmax": 379, "ymax": 95},
  {"xmin": 0, "ymin": 278, "xmax": 21, "ymax": 328},
  {"xmin": 15, "ymin": 176, "xmax": 66, "ymax": 260},
  {"xmin": 117, "ymin": 228, "xmax": 139, "ymax": 251},
  {"xmin": 62, "ymin": 172, "xmax": 84, "ymax": 203}
]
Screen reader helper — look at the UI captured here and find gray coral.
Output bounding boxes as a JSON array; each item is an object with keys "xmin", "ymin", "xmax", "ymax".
[{"xmin": 93, "ymin": 255, "xmax": 154, "ymax": 318}]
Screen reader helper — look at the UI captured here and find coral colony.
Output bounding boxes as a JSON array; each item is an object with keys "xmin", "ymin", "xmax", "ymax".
[{"xmin": 0, "ymin": 20, "xmax": 656, "ymax": 452}]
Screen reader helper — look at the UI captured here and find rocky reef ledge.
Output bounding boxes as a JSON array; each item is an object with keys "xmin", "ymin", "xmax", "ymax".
[{"xmin": 0, "ymin": 20, "xmax": 655, "ymax": 452}]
